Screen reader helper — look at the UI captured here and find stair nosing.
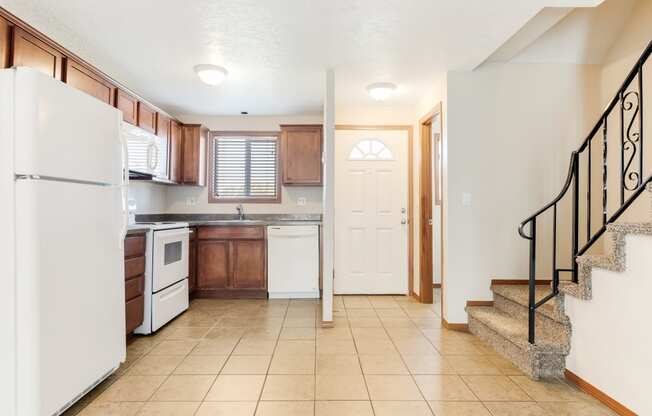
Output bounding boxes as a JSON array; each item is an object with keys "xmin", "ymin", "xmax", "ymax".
[
  {"xmin": 491, "ymin": 284, "xmax": 567, "ymax": 324},
  {"xmin": 466, "ymin": 305, "xmax": 569, "ymax": 354}
]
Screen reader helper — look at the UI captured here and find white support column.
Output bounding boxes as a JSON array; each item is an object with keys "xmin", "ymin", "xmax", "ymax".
[{"xmin": 321, "ymin": 69, "xmax": 335, "ymax": 324}]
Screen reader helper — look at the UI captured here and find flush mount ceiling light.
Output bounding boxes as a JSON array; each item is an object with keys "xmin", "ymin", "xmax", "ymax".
[
  {"xmin": 194, "ymin": 64, "xmax": 228, "ymax": 86},
  {"xmin": 366, "ymin": 82, "xmax": 397, "ymax": 101}
]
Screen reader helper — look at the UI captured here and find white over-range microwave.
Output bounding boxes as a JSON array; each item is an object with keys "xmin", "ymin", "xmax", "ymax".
[{"xmin": 124, "ymin": 122, "xmax": 168, "ymax": 179}]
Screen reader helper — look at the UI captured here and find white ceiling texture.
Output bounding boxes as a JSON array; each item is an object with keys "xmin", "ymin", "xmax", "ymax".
[{"xmin": 1, "ymin": 0, "xmax": 604, "ymax": 116}]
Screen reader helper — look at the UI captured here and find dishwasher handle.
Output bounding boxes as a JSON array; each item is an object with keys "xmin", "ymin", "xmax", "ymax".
[{"xmin": 267, "ymin": 225, "xmax": 319, "ymax": 238}]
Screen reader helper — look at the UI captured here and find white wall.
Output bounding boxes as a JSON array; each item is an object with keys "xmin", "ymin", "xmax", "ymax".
[
  {"xmin": 164, "ymin": 114, "xmax": 324, "ymax": 215},
  {"xmin": 128, "ymin": 181, "xmax": 168, "ymax": 214},
  {"xmin": 565, "ymin": 233, "xmax": 652, "ymax": 415},
  {"xmin": 322, "ymin": 70, "xmax": 335, "ymax": 323},
  {"xmin": 442, "ymin": 63, "xmax": 600, "ymax": 323}
]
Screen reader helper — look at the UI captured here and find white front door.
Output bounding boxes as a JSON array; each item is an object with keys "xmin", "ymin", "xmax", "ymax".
[{"xmin": 334, "ymin": 129, "xmax": 408, "ymax": 294}]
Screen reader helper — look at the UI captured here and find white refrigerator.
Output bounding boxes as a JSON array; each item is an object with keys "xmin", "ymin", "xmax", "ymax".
[{"xmin": 0, "ymin": 68, "xmax": 127, "ymax": 415}]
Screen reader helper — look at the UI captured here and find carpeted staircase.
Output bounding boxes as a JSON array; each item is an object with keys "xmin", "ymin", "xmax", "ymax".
[{"xmin": 466, "ymin": 185, "xmax": 652, "ymax": 379}]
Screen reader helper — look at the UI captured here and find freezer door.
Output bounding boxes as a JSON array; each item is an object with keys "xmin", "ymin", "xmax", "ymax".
[
  {"xmin": 12, "ymin": 68, "xmax": 123, "ymax": 185},
  {"xmin": 14, "ymin": 179, "xmax": 126, "ymax": 416}
]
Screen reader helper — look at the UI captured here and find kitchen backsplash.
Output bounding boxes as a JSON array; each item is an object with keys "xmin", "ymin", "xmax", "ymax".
[
  {"xmin": 165, "ymin": 184, "xmax": 323, "ymax": 214},
  {"xmin": 128, "ymin": 181, "xmax": 323, "ymax": 215},
  {"xmin": 128, "ymin": 181, "xmax": 168, "ymax": 214}
]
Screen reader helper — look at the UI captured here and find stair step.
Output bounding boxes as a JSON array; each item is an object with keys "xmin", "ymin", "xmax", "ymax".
[
  {"xmin": 491, "ymin": 284, "xmax": 567, "ymax": 324},
  {"xmin": 466, "ymin": 305, "xmax": 570, "ymax": 379},
  {"xmin": 466, "ymin": 306, "xmax": 569, "ymax": 354}
]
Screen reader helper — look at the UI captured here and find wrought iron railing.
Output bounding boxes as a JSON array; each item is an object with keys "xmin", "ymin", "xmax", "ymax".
[{"xmin": 518, "ymin": 40, "xmax": 652, "ymax": 344}]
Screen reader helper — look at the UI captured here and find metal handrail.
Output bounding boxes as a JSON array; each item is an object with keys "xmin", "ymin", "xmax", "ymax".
[{"xmin": 519, "ymin": 40, "xmax": 651, "ymax": 345}]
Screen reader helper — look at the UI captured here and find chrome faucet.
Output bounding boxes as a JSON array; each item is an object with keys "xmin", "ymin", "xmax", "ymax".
[{"xmin": 236, "ymin": 204, "xmax": 245, "ymax": 220}]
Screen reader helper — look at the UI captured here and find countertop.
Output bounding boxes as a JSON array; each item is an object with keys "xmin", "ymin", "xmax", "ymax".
[
  {"xmin": 184, "ymin": 219, "xmax": 322, "ymax": 227},
  {"xmin": 126, "ymin": 226, "xmax": 150, "ymax": 234},
  {"xmin": 134, "ymin": 214, "xmax": 322, "ymax": 228}
]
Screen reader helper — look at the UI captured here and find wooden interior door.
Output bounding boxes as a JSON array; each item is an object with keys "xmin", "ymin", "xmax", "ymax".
[{"xmin": 419, "ymin": 103, "xmax": 443, "ymax": 305}]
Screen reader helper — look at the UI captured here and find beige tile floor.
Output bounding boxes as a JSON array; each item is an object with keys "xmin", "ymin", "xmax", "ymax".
[{"xmin": 65, "ymin": 293, "xmax": 616, "ymax": 416}]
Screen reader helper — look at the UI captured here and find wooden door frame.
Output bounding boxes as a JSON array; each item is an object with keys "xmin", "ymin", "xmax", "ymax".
[
  {"xmin": 418, "ymin": 103, "xmax": 443, "ymax": 306},
  {"xmin": 334, "ymin": 125, "xmax": 415, "ymax": 297}
]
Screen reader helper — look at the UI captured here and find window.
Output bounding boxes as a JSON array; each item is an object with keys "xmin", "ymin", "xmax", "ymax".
[
  {"xmin": 209, "ymin": 132, "xmax": 281, "ymax": 203},
  {"xmin": 349, "ymin": 139, "xmax": 393, "ymax": 160}
]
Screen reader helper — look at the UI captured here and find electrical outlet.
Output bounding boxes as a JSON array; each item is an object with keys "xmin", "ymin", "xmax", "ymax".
[
  {"xmin": 297, "ymin": 197, "xmax": 307, "ymax": 206},
  {"xmin": 186, "ymin": 197, "xmax": 197, "ymax": 206}
]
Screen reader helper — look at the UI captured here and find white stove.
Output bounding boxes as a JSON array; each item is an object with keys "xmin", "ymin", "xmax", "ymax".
[{"xmin": 132, "ymin": 221, "xmax": 190, "ymax": 334}]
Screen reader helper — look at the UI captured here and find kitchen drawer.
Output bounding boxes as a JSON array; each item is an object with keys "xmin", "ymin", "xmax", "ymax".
[
  {"xmin": 125, "ymin": 275, "xmax": 144, "ymax": 301},
  {"xmin": 124, "ymin": 256, "xmax": 145, "ymax": 279},
  {"xmin": 198, "ymin": 226, "xmax": 264, "ymax": 240},
  {"xmin": 124, "ymin": 234, "xmax": 146, "ymax": 258},
  {"xmin": 152, "ymin": 279, "xmax": 189, "ymax": 332},
  {"xmin": 125, "ymin": 295, "xmax": 144, "ymax": 334}
]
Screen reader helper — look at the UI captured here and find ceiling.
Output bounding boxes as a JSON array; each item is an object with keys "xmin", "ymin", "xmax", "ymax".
[{"xmin": 2, "ymin": 0, "xmax": 604, "ymax": 116}]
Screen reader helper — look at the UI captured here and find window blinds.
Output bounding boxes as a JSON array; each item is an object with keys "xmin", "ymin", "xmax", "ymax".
[{"xmin": 213, "ymin": 135, "xmax": 278, "ymax": 199}]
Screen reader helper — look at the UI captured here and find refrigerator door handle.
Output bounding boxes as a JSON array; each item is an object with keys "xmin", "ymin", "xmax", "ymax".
[{"xmin": 14, "ymin": 174, "xmax": 112, "ymax": 187}]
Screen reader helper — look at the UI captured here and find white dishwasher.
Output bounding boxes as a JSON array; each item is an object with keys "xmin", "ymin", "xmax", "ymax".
[{"xmin": 267, "ymin": 225, "xmax": 320, "ymax": 299}]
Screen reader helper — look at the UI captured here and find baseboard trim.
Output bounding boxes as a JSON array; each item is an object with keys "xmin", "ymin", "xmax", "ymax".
[
  {"xmin": 491, "ymin": 279, "xmax": 552, "ymax": 286},
  {"xmin": 410, "ymin": 290, "xmax": 421, "ymax": 302},
  {"xmin": 442, "ymin": 318, "xmax": 469, "ymax": 332},
  {"xmin": 432, "ymin": 283, "xmax": 441, "ymax": 288},
  {"xmin": 565, "ymin": 369, "xmax": 637, "ymax": 416},
  {"xmin": 466, "ymin": 300, "xmax": 494, "ymax": 307}
]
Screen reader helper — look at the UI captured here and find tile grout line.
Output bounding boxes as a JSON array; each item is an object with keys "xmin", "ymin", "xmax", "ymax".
[
  {"xmin": 347, "ymin": 297, "xmax": 377, "ymax": 416},
  {"xmin": 252, "ymin": 299, "xmax": 290, "ymax": 415},
  {"xmin": 379, "ymin": 296, "xmax": 436, "ymax": 415}
]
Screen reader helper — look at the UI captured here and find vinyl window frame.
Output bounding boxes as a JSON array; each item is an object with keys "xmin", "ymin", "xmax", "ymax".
[{"xmin": 208, "ymin": 131, "xmax": 282, "ymax": 203}]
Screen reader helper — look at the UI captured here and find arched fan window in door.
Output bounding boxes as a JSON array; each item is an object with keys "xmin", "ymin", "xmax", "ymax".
[{"xmin": 349, "ymin": 139, "xmax": 394, "ymax": 160}]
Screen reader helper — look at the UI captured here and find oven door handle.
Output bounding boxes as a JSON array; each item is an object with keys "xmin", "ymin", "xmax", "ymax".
[{"xmin": 154, "ymin": 228, "xmax": 191, "ymax": 239}]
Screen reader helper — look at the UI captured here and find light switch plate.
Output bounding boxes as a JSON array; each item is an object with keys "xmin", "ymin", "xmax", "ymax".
[
  {"xmin": 297, "ymin": 197, "xmax": 307, "ymax": 206},
  {"xmin": 462, "ymin": 192, "xmax": 472, "ymax": 207}
]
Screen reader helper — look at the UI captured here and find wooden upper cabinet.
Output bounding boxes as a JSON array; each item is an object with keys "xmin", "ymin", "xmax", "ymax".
[
  {"xmin": 115, "ymin": 89, "xmax": 138, "ymax": 125},
  {"xmin": 65, "ymin": 59, "xmax": 115, "ymax": 105},
  {"xmin": 281, "ymin": 124, "xmax": 323, "ymax": 185},
  {"xmin": 137, "ymin": 102, "xmax": 157, "ymax": 134},
  {"xmin": 156, "ymin": 113, "xmax": 170, "ymax": 140},
  {"xmin": 0, "ymin": 16, "xmax": 11, "ymax": 69},
  {"xmin": 12, "ymin": 27, "xmax": 64, "ymax": 80},
  {"xmin": 181, "ymin": 124, "xmax": 208, "ymax": 186},
  {"xmin": 169, "ymin": 120, "xmax": 182, "ymax": 183}
]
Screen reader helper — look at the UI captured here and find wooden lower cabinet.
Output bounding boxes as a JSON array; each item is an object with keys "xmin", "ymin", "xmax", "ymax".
[
  {"xmin": 197, "ymin": 240, "xmax": 229, "ymax": 290},
  {"xmin": 232, "ymin": 240, "xmax": 266, "ymax": 289},
  {"xmin": 195, "ymin": 226, "xmax": 266, "ymax": 298},
  {"xmin": 124, "ymin": 232, "xmax": 146, "ymax": 335}
]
